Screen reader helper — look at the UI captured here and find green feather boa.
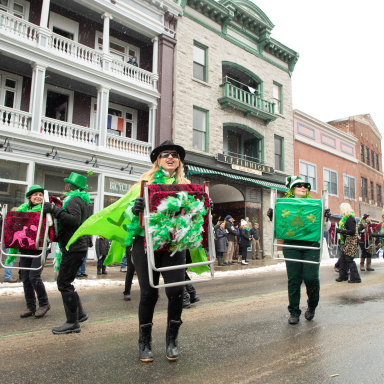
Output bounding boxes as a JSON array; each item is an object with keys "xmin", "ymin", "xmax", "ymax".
[
  {"xmin": 5, "ymin": 203, "xmax": 41, "ymax": 265},
  {"xmin": 54, "ymin": 190, "xmax": 91, "ymax": 271}
]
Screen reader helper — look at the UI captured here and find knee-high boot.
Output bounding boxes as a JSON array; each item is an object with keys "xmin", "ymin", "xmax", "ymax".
[
  {"xmin": 52, "ymin": 292, "xmax": 80, "ymax": 335},
  {"xmin": 76, "ymin": 293, "xmax": 88, "ymax": 322},
  {"xmin": 166, "ymin": 319, "xmax": 182, "ymax": 360}
]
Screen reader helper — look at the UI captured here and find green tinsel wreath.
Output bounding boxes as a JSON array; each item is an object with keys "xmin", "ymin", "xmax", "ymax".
[{"xmin": 147, "ymin": 191, "xmax": 207, "ymax": 255}]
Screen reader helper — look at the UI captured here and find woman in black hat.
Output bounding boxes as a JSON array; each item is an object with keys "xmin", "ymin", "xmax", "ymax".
[{"xmin": 126, "ymin": 140, "xmax": 194, "ymax": 362}]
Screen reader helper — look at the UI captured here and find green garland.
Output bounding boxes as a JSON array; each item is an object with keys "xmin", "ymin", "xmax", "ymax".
[
  {"xmin": 54, "ymin": 189, "xmax": 91, "ymax": 271},
  {"xmin": 337, "ymin": 211, "xmax": 355, "ymax": 244},
  {"xmin": 5, "ymin": 203, "xmax": 41, "ymax": 265}
]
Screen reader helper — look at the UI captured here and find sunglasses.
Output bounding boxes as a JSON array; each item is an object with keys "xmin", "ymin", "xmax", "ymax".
[
  {"xmin": 159, "ymin": 152, "xmax": 180, "ymax": 159},
  {"xmin": 295, "ymin": 183, "xmax": 308, "ymax": 189}
]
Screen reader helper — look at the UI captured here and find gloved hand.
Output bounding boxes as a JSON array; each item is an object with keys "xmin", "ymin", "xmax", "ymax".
[
  {"xmin": 324, "ymin": 208, "xmax": 331, "ymax": 218},
  {"xmin": 132, "ymin": 197, "xmax": 145, "ymax": 216},
  {"xmin": 335, "ymin": 228, "xmax": 345, "ymax": 234},
  {"xmin": 43, "ymin": 202, "xmax": 53, "ymax": 214},
  {"xmin": 209, "ymin": 198, "xmax": 213, "ymax": 211},
  {"xmin": 267, "ymin": 208, "xmax": 273, "ymax": 222}
]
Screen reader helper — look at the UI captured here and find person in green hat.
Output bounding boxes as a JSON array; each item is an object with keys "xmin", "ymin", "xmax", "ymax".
[
  {"xmin": 5, "ymin": 185, "xmax": 51, "ymax": 318},
  {"xmin": 267, "ymin": 176, "xmax": 331, "ymax": 325},
  {"xmin": 43, "ymin": 172, "xmax": 92, "ymax": 335}
]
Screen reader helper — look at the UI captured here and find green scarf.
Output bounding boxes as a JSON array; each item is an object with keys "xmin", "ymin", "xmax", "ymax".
[
  {"xmin": 338, "ymin": 211, "xmax": 355, "ymax": 244},
  {"xmin": 5, "ymin": 203, "xmax": 42, "ymax": 265},
  {"xmin": 54, "ymin": 189, "xmax": 91, "ymax": 271}
]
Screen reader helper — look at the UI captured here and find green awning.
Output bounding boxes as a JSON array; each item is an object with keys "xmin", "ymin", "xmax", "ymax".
[{"xmin": 187, "ymin": 165, "xmax": 288, "ymax": 192}]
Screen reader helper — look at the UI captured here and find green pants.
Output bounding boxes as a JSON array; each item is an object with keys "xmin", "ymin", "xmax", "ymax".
[{"xmin": 283, "ymin": 240, "xmax": 320, "ymax": 317}]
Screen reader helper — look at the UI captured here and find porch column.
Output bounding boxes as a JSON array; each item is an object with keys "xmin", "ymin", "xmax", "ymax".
[
  {"xmin": 101, "ymin": 13, "xmax": 113, "ymax": 72},
  {"xmin": 96, "ymin": 86, "xmax": 110, "ymax": 148},
  {"xmin": 40, "ymin": 0, "xmax": 50, "ymax": 28},
  {"xmin": 148, "ymin": 103, "xmax": 157, "ymax": 150},
  {"xmin": 38, "ymin": 0, "xmax": 51, "ymax": 49},
  {"xmin": 152, "ymin": 37, "xmax": 159, "ymax": 90},
  {"xmin": 29, "ymin": 63, "xmax": 47, "ymax": 133}
]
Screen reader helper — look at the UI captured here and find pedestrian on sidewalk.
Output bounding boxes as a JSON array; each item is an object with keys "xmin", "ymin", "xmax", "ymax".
[
  {"xmin": 96, "ymin": 236, "xmax": 110, "ymax": 275},
  {"xmin": 4, "ymin": 185, "xmax": 51, "ymax": 318},
  {"xmin": 370, "ymin": 211, "xmax": 384, "ymax": 258},
  {"xmin": 358, "ymin": 214, "xmax": 375, "ymax": 272},
  {"xmin": 233, "ymin": 223, "xmax": 239, "ymax": 261},
  {"xmin": 239, "ymin": 220, "xmax": 251, "ymax": 265},
  {"xmin": 336, "ymin": 203, "xmax": 361, "ymax": 284},
  {"xmin": 267, "ymin": 176, "xmax": 331, "ymax": 325},
  {"xmin": 43, "ymin": 173, "xmax": 92, "ymax": 334},
  {"xmin": 215, "ymin": 221, "xmax": 227, "ymax": 266},
  {"xmin": 250, "ymin": 223, "xmax": 261, "ymax": 260},
  {"xmin": 223, "ymin": 216, "xmax": 236, "ymax": 265}
]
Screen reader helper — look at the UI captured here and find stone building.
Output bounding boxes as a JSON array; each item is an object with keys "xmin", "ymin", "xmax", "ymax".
[
  {"xmin": 172, "ymin": 0, "xmax": 299, "ymax": 256},
  {"xmin": 328, "ymin": 114, "xmax": 383, "ymax": 221},
  {"xmin": 0, "ymin": 0, "xmax": 181, "ymax": 258}
]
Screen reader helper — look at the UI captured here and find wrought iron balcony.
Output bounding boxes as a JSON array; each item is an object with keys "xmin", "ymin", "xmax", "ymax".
[{"xmin": 218, "ymin": 81, "xmax": 277, "ymax": 124}]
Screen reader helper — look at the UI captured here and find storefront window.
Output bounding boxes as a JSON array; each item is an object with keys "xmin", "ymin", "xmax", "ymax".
[
  {"xmin": 0, "ymin": 159, "xmax": 28, "ymax": 181},
  {"xmin": 104, "ymin": 195, "xmax": 121, "ymax": 208},
  {"xmin": 0, "ymin": 183, "xmax": 27, "ymax": 209}
]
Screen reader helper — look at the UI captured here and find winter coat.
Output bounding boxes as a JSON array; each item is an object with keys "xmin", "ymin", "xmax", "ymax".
[
  {"xmin": 96, "ymin": 237, "xmax": 111, "ymax": 258},
  {"xmin": 225, "ymin": 220, "xmax": 237, "ymax": 242},
  {"xmin": 339, "ymin": 216, "xmax": 356, "ymax": 237},
  {"xmin": 239, "ymin": 227, "xmax": 251, "ymax": 248},
  {"xmin": 215, "ymin": 227, "xmax": 228, "ymax": 253},
  {"xmin": 249, "ymin": 227, "xmax": 260, "ymax": 240},
  {"xmin": 57, "ymin": 196, "xmax": 92, "ymax": 252}
]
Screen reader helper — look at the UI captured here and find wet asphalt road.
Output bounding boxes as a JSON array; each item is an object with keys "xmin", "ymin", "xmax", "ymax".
[{"xmin": 1, "ymin": 264, "xmax": 384, "ymax": 384}]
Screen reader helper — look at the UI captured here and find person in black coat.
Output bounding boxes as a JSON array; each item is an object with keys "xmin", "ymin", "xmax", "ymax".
[
  {"xmin": 215, "ymin": 221, "xmax": 227, "ymax": 266},
  {"xmin": 335, "ymin": 203, "xmax": 361, "ymax": 283},
  {"xmin": 96, "ymin": 236, "xmax": 111, "ymax": 275},
  {"xmin": 239, "ymin": 219, "xmax": 251, "ymax": 266},
  {"xmin": 223, "ymin": 215, "xmax": 237, "ymax": 265},
  {"xmin": 43, "ymin": 173, "xmax": 92, "ymax": 334}
]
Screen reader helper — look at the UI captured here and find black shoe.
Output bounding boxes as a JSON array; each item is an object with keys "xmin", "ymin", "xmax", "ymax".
[
  {"xmin": 124, "ymin": 294, "xmax": 131, "ymax": 301},
  {"xmin": 183, "ymin": 288, "xmax": 191, "ymax": 309},
  {"xmin": 166, "ymin": 319, "xmax": 182, "ymax": 360},
  {"xmin": 101, "ymin": 268, "xmax": 107, "ymax": 275},
  {"xmin": 186, "ymin": 284, "xmax": 200, "ymax": 303},
  {"xmin": 81, "ymin": 273, "xmax": 88, "ymax": 277},
  {"xmin": 304, "ymin": 307, "xmax": 315, "ymax": 321},
  {"xmin": 348, "ymin": 279, "xmax": 361, "ymax": 283},
  {"xmin": 139, "ymin": 323, "xmax": 154, "ymax": 362},
  {"xmin": 97, "ymin": 268, "xmax": 102, "ymax": 275},
  {"xmin": 335, "ymin": 277, "xmax": 348, "ymax": 282},
  {"xmin": 288, "ymin": 314, "xmax": 300, "ymax": 324},
  {"xmin": 52, "ymin": 303, "xmax": 80, "ymax": 335},
  {"xmin": 77, "ymin": 296, "xmax": 88, "ymax": 323}
]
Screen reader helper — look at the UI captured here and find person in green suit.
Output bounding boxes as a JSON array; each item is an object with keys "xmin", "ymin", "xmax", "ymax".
[{"xmin": 267, "ymin": 176, "xmax": 331, "ymax": 325}]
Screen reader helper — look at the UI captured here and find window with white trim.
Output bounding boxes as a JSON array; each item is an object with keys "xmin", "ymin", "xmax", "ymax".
[
  {"xmin": 0, "ymin": 70, "xmax": 23, "ymax": 109},
  {"xmin": 273, "ymin": 83, "xmax": 282, "ymax": 114},
  {"xmin": 43, "ymin": 84, "xmax": 74, "ymax": 123},
  {"xmin": 299, "ymin": 161, "xmax": 316, "ymax": 190},
  {"xmin": 49, "ymin": 12, "xmax": 79, "ymax": 41},
  {"xmin": 343, "ymin": 175, "xmax": 355, "ymax": 199},
  {"xmin": 0, "ymin": 0, "xmax": 29, "ymax": 20},
  {"xmin": 95, "ymin": 32, "xmax": 140, "ymax": 64},
  {"xmin": 361, "ymin": 177, "xmax": 368, "ymax": 198},
  {"xmin": 323, "ymin": 168, "xmax": 337, "ymax": 195},
  {"xmin": 193, "ymin": 107, "xmax": 208, "ymax": 151}
]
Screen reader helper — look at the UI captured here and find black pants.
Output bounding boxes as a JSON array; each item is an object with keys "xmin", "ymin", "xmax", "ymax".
[
  {"xmin": 132, "ymin": 236, "xmax": 185, "ymax": 324},
  {"xmin": 19, "ymin": 252, "xmax": 49, "ymax": 310},
  {"xmin": 239, "ymin": 246, "xmax": 248, "ymax": 261},
  {"xmin": 123, "ymin": 247, "xmax": 135, "ymax": 295},
  {"xmin": 57, "ymin": 250, "xmax": 88, "ymax": 292},
  {"xmin": 97, "ymin": 255, "xmax": 107, "ymax": 269},
  {"xmin": 339, "ymin": 251, "xmax": 360, "ymax": 281}
]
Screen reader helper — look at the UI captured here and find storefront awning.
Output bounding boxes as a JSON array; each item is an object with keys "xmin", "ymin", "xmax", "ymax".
[{"xmin": 187, "ymin": 165, "xmax": 288, "ymax": 192}]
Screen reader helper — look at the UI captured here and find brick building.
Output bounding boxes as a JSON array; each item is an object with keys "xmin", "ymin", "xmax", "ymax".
[
  {"xmin": 172, "ymin": 0, "xmax": 300, "ymax": 256},
  {"xmin": 328, "ymin": 114, "xmax": 383, "ymax": 221},
  {"xmin": 293, "ymin": 110, "xmax": 359, "ymax": 221}
]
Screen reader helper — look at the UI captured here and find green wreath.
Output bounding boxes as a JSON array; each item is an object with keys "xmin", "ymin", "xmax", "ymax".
[{"xmin": 148, "ymin": 191, "xmax": 208, "ymax": 255}]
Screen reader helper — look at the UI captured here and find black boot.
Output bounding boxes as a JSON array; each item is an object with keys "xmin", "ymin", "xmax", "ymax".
[
  {"xmin": 186, "ymin": 284, "xmax": 200, "ymax": 303},
  {"xmin": 139, "ymin": 323, "xmax": 154, "ymax": 362},
  {"xmin": 166, "ymin": 319, "xmax": 182, "ymax": 360},
  {"xmin": 288, "ymin": 313, "xmax": 300, "ymax": 324},
  {"xmin": 304, "ymin": 307, "xmax": 316, "ymax": 321},
  {"xmin": 183, "ymin": 288, "xmax": 191, "ymax": 309},
  {"xmin": 97, "ymin": 268, "xmax": 102, "ymax": 275},
  {"xmin": 77, "ymin": 295, "xmax": 88, "ymax": 323},
  {"xmin": 102, "ymin": 266, "xmax": 107, "ymax": 275},
  {"xmin": 52, "ymin": 292, "xmax": 80, "ymax": 335}
]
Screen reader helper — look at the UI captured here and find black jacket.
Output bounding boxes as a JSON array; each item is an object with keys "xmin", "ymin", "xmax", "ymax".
[
  {"xmin": 338, "ymin": 216, "xmax": 356, "ymax": 237},
  {"xmin": 239, "ymin": 228, "xmax": 251, "ymax": 248},
  {"xmin": 225, "ymin": 220, "xmax": 237, "ymax": 242},
  {"xmin": 55, "ymin": 196, "xmax": 91, "ymax": 252},
  {"xmin": 96, "ymin": 237, "xmax": 111, "ymax": 258},
  {"xmin": 249, "ymin": 227, "xmax": 259, "ymax": 240}
]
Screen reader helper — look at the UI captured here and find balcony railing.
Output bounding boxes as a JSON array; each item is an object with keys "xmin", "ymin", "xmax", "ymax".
[
  {"xmin": 0, "ymin": 106, "xmax": 31, "ymax": 130},
  {"xmin": 41, "ymin": 117, "xmax": 99, "ymax": 147},
  {"xmin": 50, "ymin": 33, "xmax": 102, "ymax": 67},
  {"xmin": 218, "ymin": 81, "xmax": 277, "ymax": 124},
  {"xmin": 110, "ymin": 60, "xmax": 158, "ymax": 87},
  {"xmin": 107, "ymin": 134, "xmax": 151, "ymax": 157},
  {"xmin": 223, "ymin": 150, "xmax": 262, "ymax": 164},
  {"xmin": 0, "ymin": 11, "xmax": 38, "ymax": 42}
]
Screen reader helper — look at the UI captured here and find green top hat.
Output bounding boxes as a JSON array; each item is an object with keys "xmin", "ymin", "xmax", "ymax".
[
  {"xmin": 26, "ymin": 185, "xmax": 45, "ymax": 198},
  {"xmin": 64, "ymin": 173, "xmax": 88, "ymax": 190}
]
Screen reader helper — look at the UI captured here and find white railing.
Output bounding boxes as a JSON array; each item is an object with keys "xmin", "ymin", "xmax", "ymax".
[
  {"xmin": 111, "ymin": 60, "xmax": 158, "ymax": 88},
  {"xmin": 49, "ymin": 33, "xmax": 102, "ymax": 67},
  {"xmin": 107, "ymin": 134, "xmax": 151, "ymax": 156},
  {"xmin": 0, "ymin": 106, "xmax": 31, "ymax": 130},
  {"xmin": 0, "ymin": 10, "xmax": 38, "ymax": 42},
  {"xmin": 41, "ymin": 117, "xmax": 99, "ymax": 146}
]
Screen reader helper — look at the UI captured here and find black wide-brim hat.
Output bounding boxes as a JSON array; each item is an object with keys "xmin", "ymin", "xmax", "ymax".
[{"xmin": 150, "ymin": 140, "xmax": 186, "ymax": 163}]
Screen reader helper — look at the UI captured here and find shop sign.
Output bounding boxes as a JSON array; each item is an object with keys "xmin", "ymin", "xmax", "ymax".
[
  {"xmin": 105, "ymin": 177, "xmax": 132, "ymax": 195},
  {"xmin": 216, "ymin": 153, "xmax": 274, "ymax": 174}
]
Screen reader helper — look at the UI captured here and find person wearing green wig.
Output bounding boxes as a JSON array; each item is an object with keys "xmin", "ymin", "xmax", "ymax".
[{"xmin": 267, "ymin": 176, "xmax": 331, "ymax": 325}]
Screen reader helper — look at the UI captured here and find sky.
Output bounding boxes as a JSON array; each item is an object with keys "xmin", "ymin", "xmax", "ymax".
[{"xmin": 254, "ymin": 0, "xmax": 384, "ymax": 138}]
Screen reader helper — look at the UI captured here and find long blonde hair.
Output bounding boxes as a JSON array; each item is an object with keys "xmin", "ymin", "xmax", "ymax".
[{"xmin": 132, "ymin": 159, "xmax": 190, "ymax": 190}]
